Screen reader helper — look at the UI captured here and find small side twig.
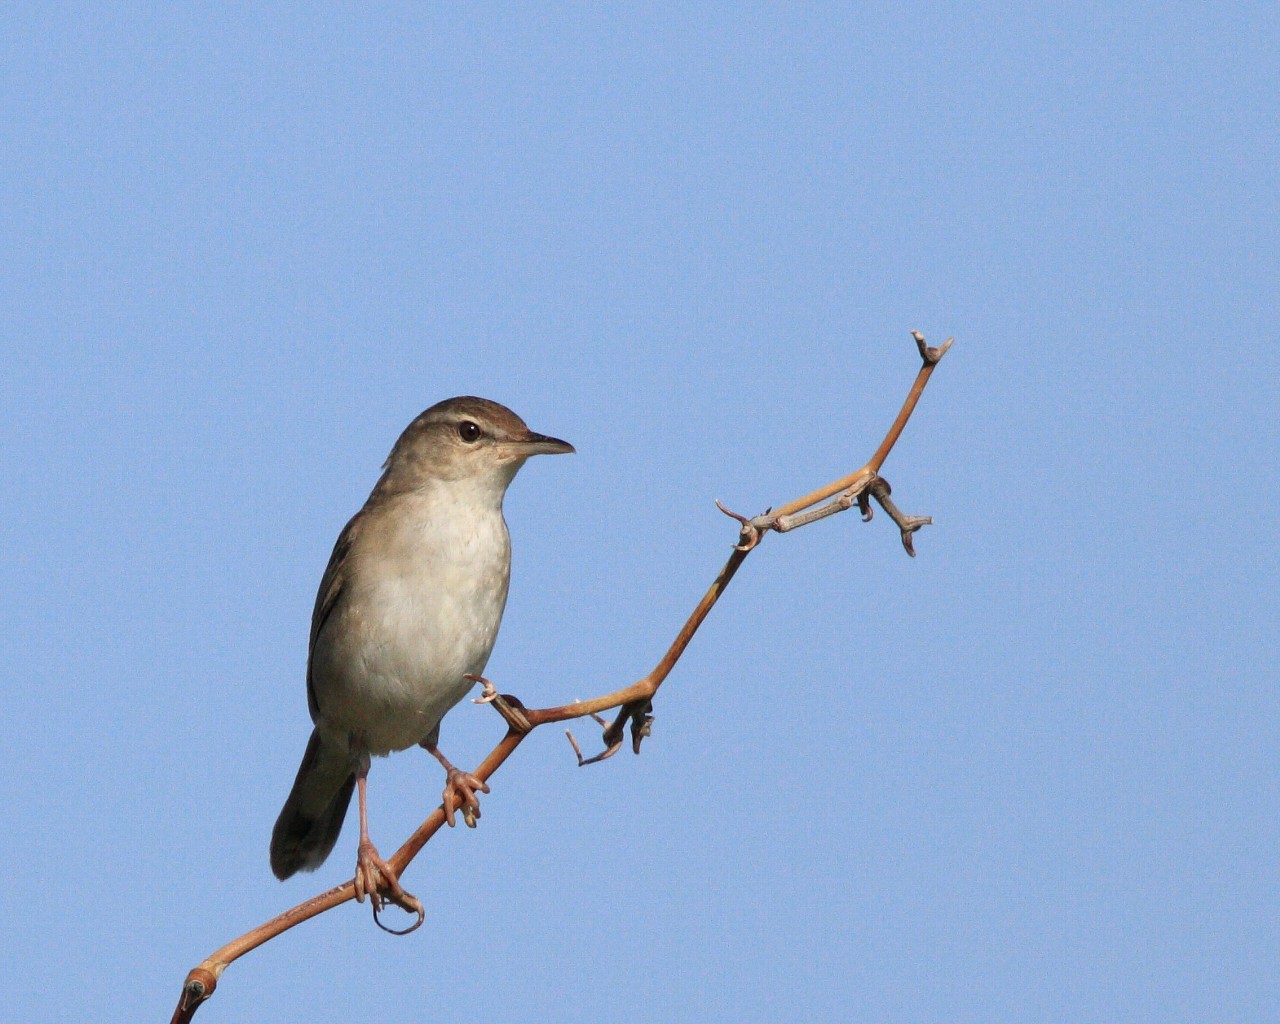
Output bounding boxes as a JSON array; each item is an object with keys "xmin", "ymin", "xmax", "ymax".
[
  {"xmin": 565, "ymin": 704, "xmax": 613, "ymax": 765},
  {"xmin": 867, "ymin": 478, "xmax": 933, "ymax": 556}
]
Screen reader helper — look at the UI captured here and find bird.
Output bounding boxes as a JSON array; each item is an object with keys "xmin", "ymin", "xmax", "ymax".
[{"xmin": 269, "ymin": 396, "xmax": 573, "ymax": 913}]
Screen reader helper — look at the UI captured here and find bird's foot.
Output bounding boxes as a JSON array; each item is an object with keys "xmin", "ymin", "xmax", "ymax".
[
  {"xmin": 442, "ymin": 767, "xmax": 490, "ymax": 829},
  {"xmin": 354, "ymin": 839, "xmax": 424, "ymax": 934}
]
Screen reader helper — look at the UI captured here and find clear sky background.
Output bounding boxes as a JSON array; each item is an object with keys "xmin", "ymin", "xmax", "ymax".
[{"xmin": 3, "ymin": 5, "xmax": 1277, "ymax": 1023}]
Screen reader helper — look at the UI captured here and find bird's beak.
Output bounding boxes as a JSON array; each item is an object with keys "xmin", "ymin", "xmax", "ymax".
[{"xmin": 509, "ymin": 430, "xmax": 575, "ymax": 457}]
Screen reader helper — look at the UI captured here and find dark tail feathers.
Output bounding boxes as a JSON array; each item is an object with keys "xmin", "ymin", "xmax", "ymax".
[{"xmin": 269, "ymin": 729, "xmax": 355, "ymax": 880}]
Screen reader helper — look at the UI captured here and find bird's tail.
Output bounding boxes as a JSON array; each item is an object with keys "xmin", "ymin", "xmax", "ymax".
[{"xmin": 269, "ymin": 729, "xmax": 355, "ymax": 880}]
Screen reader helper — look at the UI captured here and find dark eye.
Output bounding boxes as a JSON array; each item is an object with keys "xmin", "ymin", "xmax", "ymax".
[{"xmin": 458, "ymin": 421, "xmax": 482, "ymax": 443}]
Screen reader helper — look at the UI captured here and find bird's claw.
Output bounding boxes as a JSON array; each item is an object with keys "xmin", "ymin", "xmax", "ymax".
[
  {"xmin": 442, "ymin": 768, "xmax": 490, "ymax": 828},
  {"xmin": 354, "ymin": 840, "xmax": 424, "ymax": 934}
]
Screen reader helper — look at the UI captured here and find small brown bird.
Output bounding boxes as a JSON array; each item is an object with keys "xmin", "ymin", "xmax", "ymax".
[{"xmin": 269, "ymin": 397, "xmax": 572, "ymax": 910}]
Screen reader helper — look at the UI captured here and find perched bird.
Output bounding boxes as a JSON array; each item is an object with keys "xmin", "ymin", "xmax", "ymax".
[{"xmin": 269, "ymin": 397, "xmax": 573, "ymax": 910}]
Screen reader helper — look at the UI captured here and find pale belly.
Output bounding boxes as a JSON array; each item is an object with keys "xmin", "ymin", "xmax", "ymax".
[{"xmin": 310, "ymin": 504, "xmax": 511, "ymax": 755}]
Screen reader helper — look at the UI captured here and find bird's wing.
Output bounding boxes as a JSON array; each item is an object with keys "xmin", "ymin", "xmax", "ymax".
[{"xmin": 306, "ymin": 510, "xmax": 362, "ymax": 722}]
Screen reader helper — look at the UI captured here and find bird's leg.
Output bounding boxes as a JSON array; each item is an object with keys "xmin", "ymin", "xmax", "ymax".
[
  {"xmin": 421, "ymin": 738, "xmax": 490, "ymax": 828},
  {"xmin": 351, "ymin": 750, "xmax": 424, "ymax": 927}
]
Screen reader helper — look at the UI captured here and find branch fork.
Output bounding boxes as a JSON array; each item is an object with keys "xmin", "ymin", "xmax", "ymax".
[{"xmin": 169, "ymin": 331, "xmax": 953, "ymax": 1024}]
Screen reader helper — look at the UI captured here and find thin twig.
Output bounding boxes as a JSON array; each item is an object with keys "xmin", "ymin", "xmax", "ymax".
[{"xmin": 169, "ymin": 331, "xmax": 952, "ymax": 1023}]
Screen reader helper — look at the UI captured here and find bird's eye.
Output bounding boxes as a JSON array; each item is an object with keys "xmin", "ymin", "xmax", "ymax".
[{"xmin": 458, "ymin": 421, "xmax": 482, "ymax": 443}]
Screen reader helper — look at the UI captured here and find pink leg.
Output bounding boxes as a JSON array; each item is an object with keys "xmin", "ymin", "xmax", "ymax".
[{"xmin": 351, "ymin": 751, "xmax": 423, "ymax": 927}]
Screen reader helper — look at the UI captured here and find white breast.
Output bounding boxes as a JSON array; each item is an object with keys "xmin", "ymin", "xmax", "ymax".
[{"xmin": 310, "ymin": 485, "xmax": 512, "ymax": 755}]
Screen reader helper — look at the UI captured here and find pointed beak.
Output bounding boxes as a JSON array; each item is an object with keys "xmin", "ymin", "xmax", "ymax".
[{"xmin": 511, "ymin": 430, "xmax": 575, "ymax": 456}]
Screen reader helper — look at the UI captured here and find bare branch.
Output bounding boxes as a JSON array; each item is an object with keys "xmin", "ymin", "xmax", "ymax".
[{"xmin": 169, "ymin": 331, "xmax": 953, "ymax": 1023}]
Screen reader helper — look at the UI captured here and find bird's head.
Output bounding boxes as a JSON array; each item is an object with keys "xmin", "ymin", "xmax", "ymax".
[{"xmin": 379, "ymin": 396, "xmax": 574, "ymax": 497}]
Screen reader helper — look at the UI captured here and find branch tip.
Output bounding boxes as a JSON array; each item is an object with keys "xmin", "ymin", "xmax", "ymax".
[
  {"xmin": 467, "ymin": 673, "xmax": 499, "ymax": 704},
  {"xmin": 899, "ymin": 516, "xmax": 932, "ymax": 556},
  {"xmin": 912, "ymin": 330, "xmax": 954, "ymax": 366},
  {"xmin": 867, "ymin": 478, "xmax": 933, "ymax": 556},
  {"xmin": 565, "ymin": 729, "xmax": 586, "ymax": 765},
  {"xmin": 631, "ymin": 705, "xmax": 655, "ymax": 754}
]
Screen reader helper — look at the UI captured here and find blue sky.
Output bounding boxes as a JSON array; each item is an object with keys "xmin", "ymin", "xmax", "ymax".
[{"xmin": 2, "ymin": 5, "xmax": 1277, "ymax": 1022}]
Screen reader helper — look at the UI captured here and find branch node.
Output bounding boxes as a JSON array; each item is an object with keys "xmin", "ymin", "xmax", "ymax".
[
  {"xmin": 716, "ymin": 499, "xmax": 765, "ymax": 551},
  {"xmin": 172, "ymin": 968, "xmax": 217, "ymax": 1023},
  {"xmin": 183, "ymin": 971, "xmax": 214, "ymax": 1008},
  {"xmin": 467, "ymin": 674, "xmax": 533, "ymax": 733}
]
